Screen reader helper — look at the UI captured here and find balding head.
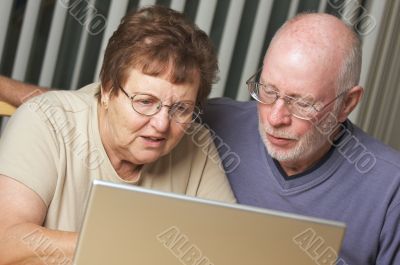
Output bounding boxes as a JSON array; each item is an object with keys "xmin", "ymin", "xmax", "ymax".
[{"xmin": 265, "ymin": 13, "xmax": 362, "ymax": 95}]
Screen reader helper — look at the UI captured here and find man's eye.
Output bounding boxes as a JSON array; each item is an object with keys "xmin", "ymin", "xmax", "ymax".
[
  {"xmin": 261, "ymin": 87, "xmax": 278, "ymax": 97},
  {"xmin": 294, "ymin": 100, "xmax": 313, "ymax": 109}
]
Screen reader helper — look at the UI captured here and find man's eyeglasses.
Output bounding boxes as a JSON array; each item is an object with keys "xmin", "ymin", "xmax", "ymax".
[
  {"xmin": 119, "ymin": 87, "xmax": 201, "ymax": 124},
  {"xmin": 246, "ymin": 68, "xmax": 347, "ymax": 120}
]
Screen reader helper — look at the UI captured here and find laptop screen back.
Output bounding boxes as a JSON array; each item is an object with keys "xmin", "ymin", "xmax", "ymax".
[{"xmin": 73, "ymin": 180, "xmax": 345, "ymax": 265}]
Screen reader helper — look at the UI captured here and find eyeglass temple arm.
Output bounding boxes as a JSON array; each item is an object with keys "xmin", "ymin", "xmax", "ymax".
[{"xmin": 315, "ymin": 90, "xmax": 348, "ymax": 112}]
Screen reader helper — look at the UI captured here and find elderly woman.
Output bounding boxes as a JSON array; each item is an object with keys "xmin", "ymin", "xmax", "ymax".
[{"xmin": 0, "ymin": 6, "xmax": 235, "ymax": 264}]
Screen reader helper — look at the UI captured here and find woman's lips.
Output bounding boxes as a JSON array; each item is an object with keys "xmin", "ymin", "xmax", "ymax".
[{"xmin": 141, "ymin": 136, "xmax": 166, "ymax": 147}]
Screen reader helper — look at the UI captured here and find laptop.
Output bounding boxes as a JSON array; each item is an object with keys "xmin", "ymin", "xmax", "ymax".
[{"xmin": 73, "ymin": 180, "xmax": 345, "ymax": 265}]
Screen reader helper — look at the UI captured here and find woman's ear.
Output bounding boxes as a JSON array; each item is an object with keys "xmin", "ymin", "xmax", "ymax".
[
  {"xmin": 100, "ymin": 86, "xmax": 111, "ymax": 110},
  {"xmin": 337, "ymin": 85, "xmax": 364, "ymax": 122}
]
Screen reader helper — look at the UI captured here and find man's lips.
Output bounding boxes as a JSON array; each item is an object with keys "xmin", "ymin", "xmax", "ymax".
[{"xmin": 266, "ymin": 133, "xmax": 296, "ymax": 146}]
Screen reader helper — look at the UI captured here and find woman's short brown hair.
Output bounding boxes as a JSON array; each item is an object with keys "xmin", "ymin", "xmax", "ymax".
[{"xmin": 100, "ymin": 5, "xmax": 218, "ymax": 106}]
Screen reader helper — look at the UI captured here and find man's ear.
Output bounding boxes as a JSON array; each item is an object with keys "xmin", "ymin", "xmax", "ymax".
[{"xmin": 337, "ymin": 85, "xmax": 364, "ymax": 122}]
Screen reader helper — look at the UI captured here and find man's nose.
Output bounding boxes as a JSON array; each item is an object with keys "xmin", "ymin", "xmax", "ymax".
[{"xmin": 266, "ymin": 98, "xmax": 292, "ymax": 127}]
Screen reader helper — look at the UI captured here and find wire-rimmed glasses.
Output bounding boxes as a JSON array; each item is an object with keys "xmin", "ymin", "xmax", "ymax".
[
  {"xmin": 246, "ymin": 67, "xmax": 347, "ymax": 120},
  {"xmin": 119, "ymin": 86, "xmax": 201, "ymax": 124}
]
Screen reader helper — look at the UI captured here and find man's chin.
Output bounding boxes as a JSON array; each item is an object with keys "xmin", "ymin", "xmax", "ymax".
[
  {"xmin": 269, "ymin": 152, "xmax": 298, "ymax": 162},
  {"xmin": 266, "ymin": 144, "xmax": 302, "ymax": 162}
]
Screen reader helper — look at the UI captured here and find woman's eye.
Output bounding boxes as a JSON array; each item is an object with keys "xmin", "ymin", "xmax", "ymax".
[
  {"xmin": 174, "ymin": 104, "xmax": 191, "ymax": 113},
  {"xmin": 177, "ymin": 105, "xmax": 188, "ymax": 111},
  {"xmin": 139, "ymin": 99, "xmax": 152, "ymax": 105},
  {"xmin": 134, "ymin": 97, "xmax": 157, "ymax": 106}
]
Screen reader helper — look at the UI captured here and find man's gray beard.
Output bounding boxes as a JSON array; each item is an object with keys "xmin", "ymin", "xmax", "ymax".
[
  {"xmin": 258, "ymin": 121, "xmax": 329, "ymax": 162},
  {"xmin": 257, "ymin": 93, "xmax": 343, "ymax": 162}
]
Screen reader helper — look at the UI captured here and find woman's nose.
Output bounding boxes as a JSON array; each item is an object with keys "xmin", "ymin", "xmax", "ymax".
[{"xmin": 149, "ymin": 107, "xmax": 171, "ymax": 132}]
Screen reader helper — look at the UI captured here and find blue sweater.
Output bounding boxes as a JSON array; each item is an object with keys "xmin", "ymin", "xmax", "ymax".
[{"xmin": 202, "ymin": 97, "xmax": 400, "ymax": 265}]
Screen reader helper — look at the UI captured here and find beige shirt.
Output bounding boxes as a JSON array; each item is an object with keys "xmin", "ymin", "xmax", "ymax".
[{"xmin": 0, "ymin": 83, "xmax": 235, "ymax": 232}]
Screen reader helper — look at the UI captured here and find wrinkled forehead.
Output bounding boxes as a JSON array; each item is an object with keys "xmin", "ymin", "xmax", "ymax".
[
  {"xmin": 121, "ymin": 67, "xmax": 200, "ymax": 102},
  {"xmin": 262, "ymin": 44, "xmax": 339, "ymax": 99},
  {"xmin": 123, "ymin": 57, "xmax": 201, "ymax": 88}
]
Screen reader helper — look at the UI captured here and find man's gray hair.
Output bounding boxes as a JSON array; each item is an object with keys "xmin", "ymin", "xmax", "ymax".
[{"xmin": 337, "ymin": 30, "xmax": 362, "ymax": 95}]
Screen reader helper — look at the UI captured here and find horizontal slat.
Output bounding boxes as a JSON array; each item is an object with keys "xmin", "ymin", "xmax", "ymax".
[
  {"xmin": 210, "ymin": 0, "xmax": 246, "ymax": 98},
  {"xmin": 236, "ymin": 0, "xmax": 274, "ymax": 101},
  {"xmin": 170, "ymin": 0, "xmax": 185, "ymax": 12},
  {"xmin": 12, "ymin": 0, "xmax": 41, "ymax": 81},
  {"xmin": 0, "ymin": 0, "xmax": 13, "ymax": 60},
  {"xmin": 139, "ymin": 0, "xmax": 157, "ymax": 7},
  {"xmin": 93, "ymin": 0, "xmax": 130, "ymax": 82},
  {"xmin": 287, "ymin": 0, "xmax": 300, "ymax": 19},
  {"xmin": 195, "ymin": 0, "xmax": 218, "ymax": 34},
  {"xmin": 39, "ymin": 1, "xmax": 69, "ymax": 87},
  {"xmin": 70, "ymin": 0, "xmax": 96, "ymax": 90},
  {"xmin": 319, "ymin": 0, "xmax": 328, "ymax": 12}
]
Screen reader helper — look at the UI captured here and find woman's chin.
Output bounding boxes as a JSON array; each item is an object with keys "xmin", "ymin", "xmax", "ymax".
[{"xmin": 130, "ymin": 151, "xmax": 164, "ymax": 165}]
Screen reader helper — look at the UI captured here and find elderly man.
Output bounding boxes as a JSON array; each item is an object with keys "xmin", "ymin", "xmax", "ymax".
[
  {"xmin": 0, "ymin": 12, "xmax": 399, "ymax": 265},
  {"xmin": 204, "ymin": 13, "xmax": 400, "ymax": 265}
]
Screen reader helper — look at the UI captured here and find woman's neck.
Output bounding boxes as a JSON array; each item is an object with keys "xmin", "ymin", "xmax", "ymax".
[{"xmin": 98, "ymin": 103, "xmax": 142, "ymax": 181}]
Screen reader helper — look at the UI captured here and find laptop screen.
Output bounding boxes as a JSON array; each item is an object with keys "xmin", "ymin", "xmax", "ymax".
[{"xmin": 73, "ymin": 180, "xmax": 345, "ymax": 265}]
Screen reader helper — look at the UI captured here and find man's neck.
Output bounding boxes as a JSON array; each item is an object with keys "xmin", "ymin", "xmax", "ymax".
[
  {"xmin": 278, "ymin": 142, "xmax": 332, "ymax": 176},
  {"xmin": 277, "ymin": 122, "xmax": 345, "ymax": 176}
]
